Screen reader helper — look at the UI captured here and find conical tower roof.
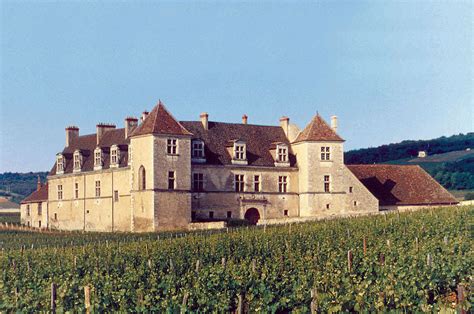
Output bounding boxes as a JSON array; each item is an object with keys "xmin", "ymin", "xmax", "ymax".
[{"xmin": 293, "ymin": 114, "xmax": 344, "ymax": 143}]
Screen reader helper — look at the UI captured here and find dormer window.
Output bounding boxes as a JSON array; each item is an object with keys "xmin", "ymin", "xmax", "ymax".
[
  {"xmin": 94, "ymin": 148, "xmax": 103, "ymax": 170},
  {"xmin": 231, "ymin": 141, "xmax": 248, "ymax": 165},
  {"xmin": 110, "ymin": 145, "xmax": 120, "ymax": 167},
  {"xmin": 274, "ymin": 144, "xmax": 290, "ymax": 167},
  {"xmin": 192, "ymin": 140, "xmax": 205, "ymax": 163},
  {"xmin": 73, "ymin": 150, "xmax": 82, "ymax": 172},
  {"xmin": 56, "ymin": 154, "xmax": 65, "ymax": 174}
]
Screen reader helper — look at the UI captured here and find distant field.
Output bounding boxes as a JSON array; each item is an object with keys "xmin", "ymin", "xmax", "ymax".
[
  {"xmin": 449, "ymin": 190, "xmax": 474, "ymax": 201},
  {"xmin": 0, "ymin": 213, "xmax": 20, "ymax": 224},
  {"xmin": 0, "ymin": 206, "xmax": 472, "ymax": 312}
]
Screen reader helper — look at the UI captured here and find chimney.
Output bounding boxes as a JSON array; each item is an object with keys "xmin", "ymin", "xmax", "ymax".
[
  {"xmin": 242, "ymin": 114, "xmax": 248, "ymax": 124},
  {"xmin": 200, "ymin": 112, "xmax": 209, "ymax": 130},
  {"xmin": 65, "ymin": 126, "xmax": 79, "ymax": 147},
  {"xmin": 125, "ymin": 117, "xmax": 138, "ymax": 138},
  {"xmin": 36, "ymin": 176, "xmax": 42, "ymax": 191},
  {"xmin": 280, "ymin": 116, "xmax": 289, "ymax": 137},
  {"xmin": 96, "ymin": 123, "xmax": 116, "ymax": 145},
  {"xmin": 140, "ymin": 111, "xmax": 149, "ymax": 123},
  {"xmin": 331, "ymin": 115, "xmax": 338, "ymax": 133}
]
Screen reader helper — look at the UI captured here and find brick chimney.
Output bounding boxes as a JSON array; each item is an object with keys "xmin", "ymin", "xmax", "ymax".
[
  {"xmin": 242, "ymin": 114, "xmax": 248, "ymax": 124},
  {"xmin": 96, "ymin": 123, "xmax": 116, "ymax": 145},
  {"xmin": 125, "ymin": 117, "xmax": 138, "ymax": 138},
  {"xmin": 280, "ymin": 116, "xmax": 289, "ymax": 137},
  {"xmin": 200, "ymin": 112, "xmax": 209, "ymax": 130},
  {"xmin": 140, "ymin": 111, "xmax": 149, "ymax": 123},
  {"xmin": 37, "ymin": 175, "xmax": 42, "ymax": 191},
  {"xmin": 65, "ymin": 126, "xmax": 79, "ymax": 147},
  {"xmin": 331, "ymin": 115, "xmax": 338, "ymax": 133}
]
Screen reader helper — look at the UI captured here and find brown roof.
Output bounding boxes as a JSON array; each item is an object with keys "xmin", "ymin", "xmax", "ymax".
[
  {"xmin": 131, "ymin": 101, "xmax": 192, "ymax": 137},
  {"xmin": 293, "ymin": 114, "xmax": 344, "ymax": 143},
  {"xmin": 180, "ymin": 121, "xmax": 296, "ymax": 167},
  {"xmin": 0, "ymin": 197, "xmax": 20, "ymax": 209},
  {"xmin": 347, "ymin": 164, "xmax": 458, "ymax": 206},
  {"xmin": 21, "ymin": 183, "xmax": 49, "ymax": 204}
]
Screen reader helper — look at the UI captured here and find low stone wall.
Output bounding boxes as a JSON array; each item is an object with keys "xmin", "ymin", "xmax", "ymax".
[
  {"xmin": 258, "ymin": 210, "xmax": 380, "ymax": 226},
  {"xmin": 188, "ymin": 221, "xmax": 227, "ymax": 231},
  {"xmin": 460, "ymin": 200, "xmax": 474, "ymax": 206}
]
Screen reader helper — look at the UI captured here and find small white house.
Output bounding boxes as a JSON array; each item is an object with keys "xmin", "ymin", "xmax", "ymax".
[{"xmin": 418, "ymin": 151, "xmax": 427, "ymax": 158}]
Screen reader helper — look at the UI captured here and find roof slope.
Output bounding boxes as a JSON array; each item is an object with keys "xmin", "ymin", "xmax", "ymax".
[
  {"xmin": 293, "ymin": 114, "xmax": 344, "ymax": 143},
  {"xmin": 21, "ymin": 183, "xmax": 49, "ymax": 204},
  {"xmin": 131, "ymin": 101, "xmax": 192, "ymax": 137},
  {"xmin": 180, "ymin": 121, "xmax": 296, "ymax": 167},
  {"xmin": 347, "ymin": 164, "xmax": 458, "ymax": 206},
  {"xmin": 0, "ymin": 197, "xmax": 20, "ymax": 209}
]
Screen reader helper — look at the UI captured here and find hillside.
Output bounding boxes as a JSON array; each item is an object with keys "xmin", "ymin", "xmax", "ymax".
[{"xmin": 0, "ymin": 172, "xmax": 49, "ymax": 204}]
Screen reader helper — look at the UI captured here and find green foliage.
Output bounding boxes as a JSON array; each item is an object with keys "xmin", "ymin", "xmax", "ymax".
[
  {"xmin": 430, "ymin": 157, "xmax": 474, "ymax": 190},
  {"xmin": 0, "ymin": 206, "xmax": 472, "ymax": 312},
  {"xmin": 464, "ymin": 192, "xmax": 474, "ymax": 201},
  {"xmin": 345, "ymin": 133, "xmax": 473, "ymax": 164},
  {"xmin": 0, "ymin": 172, "xmax": 48, "ymax": 203}
]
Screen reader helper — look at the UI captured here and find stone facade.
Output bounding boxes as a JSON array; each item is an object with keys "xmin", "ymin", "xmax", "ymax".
[{"xmin": 21, "ymin": 102, "xmax": 381, "ymax": 232}]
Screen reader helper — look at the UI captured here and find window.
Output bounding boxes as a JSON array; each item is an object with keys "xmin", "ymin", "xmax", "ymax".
[
  {"xmin": 321, "ymin": 146, "xmax": 331, "ymax": 161},
  {"xmin": 94, "ymin": 148, "xmax": 102, "ymax": 169},
  {"xmin": 138, "ymin": 166, "xmax": 146, "ymax": 190},
  {"xmin": 353, "ymin": 201, "xmax": 358, "ymax": 206},
  {"xmin": 56, "ymin": 155, "xmax": 64, "ymax": 173},
  {"xmin": 277, "ymin": 146, "xmax": 288, "ymax": 162},
  {"xmin": 73, "ymin": 151, "xmax": 82, "ymax": 171},
  {"xmin": 278, "ymin": 176, "xmax": 288, "ymax": 193},
  {"xmin": 167, "ymin": 139, "xmax": 177, "ymax": 155},
  {"xmin": 192, "ymin": 140, "xmax": 205, "ymax": 158},
  {"xmin": 254, "ymin": 175, "xmax": 261, "ymax": 192},
  {"xmin": 227, "ymin": 211, "xmax": 232, "ymax": 218},
  {"xmin": 38, "ymin": 220, "xmax": 41, "ymax": 228},
  {"xmin": 58, "ymin": 185, "xmax": 63, "ymax": 200},
  {"xmin": 95, "ymin": 181, "xmax": 101, "ymax": 197},
  {"xmin": 168, "ymin": 171, "xmax": 175, "ymax": 190},
  {"xmin": 349, "ymin": 186, "xmax": 353, "ymax": 193},
  {"xmin": 326, "ymin": 204, "xmax": 330, "ymax": 210},
  {"xmin": 74, "ymin": 183, "xmax": 79, "ymax": 199},
  {"xmin": 209, "ymin": 211, "xmax": 214, "ymax": 219},
  {"xmin": 234, "ymin": 174, "xmax": 245, "ymax": 192},
  {"xmin": 38, "ymin": 203, "xmax": 42, "ymax": 216},
  {"xmin": 234, "ymin": 143, "xmax": 246, "ymax": 160},
  {"xmin": 111, "ymin": 146, "xmax": 120, "ymax": 166},
  {"xmin": 324, "ymin": 175, "xmax": 330, "ymax": 193},
  {"xmin": 54, "ymin": 213, "xmax": 57, "ymax": 220},
  {"xmin": 193, "ymin": 173, "xmax": 204, "ymax": 192},
  {"xmin": 26, "ymin": 205, "xmax": 30, "ymax": 216},
  {"xmin": 284, "ymin": 210, "xmax": 289, "ymax": 216},
  {"xmin": 114, "ymin": 190, "xmax": 119, "ymax": 202}
]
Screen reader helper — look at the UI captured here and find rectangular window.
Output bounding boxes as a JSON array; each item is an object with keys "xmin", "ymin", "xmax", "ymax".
[
  {"xmin": 324, "ymin": 175, "xmax": 330, "ymax": 193},
  {"xmin": 254, "ymin": 175, "xmax": 261, "ymax": 192},
  {"xmin": 321, "ymin": 146, "xmax": 331, "ymax": 161},
  {"xmin": 38, "ymin": 220, "xmax": 41, "ymax": 228},
  {"xmin": 193, "ymin": 173, "xmax": 204, "ymax": 192},
  {"xmin": 234, "ymin": 174, "xmax": 245, "ymax": 192},
  {"xmin": 227, "ymin": 211, "xmax": 232, "ymax": 218},
  {"xmin": 95, "ymin": 181, "xmax": 101, "ymax": 197},
  {"xmin": 284, "ymin": 209, "xmax": 289, "ymax": 216},
  {"xmin": 95, "ymin": 151, "xmax": 102, "ymax": 167},
  {"xmin": 168, "ymin": 171, "xmax": 175, "ymax": 190},
  {"xmin": 326, "ymin": 204, "xmax": 330, "ymax": 210},
  {"xmin": 74, "ymin": 183, "xmax": 79, "ymax": 199},
  {"xmin": 57, "ymin": 185, "xmax": 63, "ymax": 200},
  {"xmin": 57, "ymin": 156, "xmax": 64, "ymax": 173},
  {"xmin": 277, "ymin": 147, "xmax": 288, "ymax": 162},
  {"xmin": 111, "ymin": 149, "xmax": 118, "ymax": 164},
  {"xmin": 54, "ymin": 213, "xmax": 57, "ymax": 220},
  {"xmin": 278, "ymin": 176, "xmax": 288, "ymax": 193},
  {"xmin": 114, "ymin": 190, "xmax": 119, "ymax": 202},
  {"xmin": 38, "ymin": 203, "xmax": 42, "ymax": 216},
  {"xmin": 167, "ymin": 139, "xmax": 177, "ymax": 155},
  {"xmin": 234, "ymin": 144, "xmax": 245, "ymax": 160},
  {"xmin": 192, "ymin": 141, "xmax": 204, "ymax": 158},
  {"xmin": 349, "ymin": 186, "xmax": 353, "ymax": 193},
  {"xmin": 74, "ymin": 153, "xmax": 81, "ymax": 170},
  {"xmin": 209, "ymin": 211, "xmax": 214, "ymax": 219},
  {"xmin": 26, "ymin": 205, "xmax": 30, "ymax": 216}
]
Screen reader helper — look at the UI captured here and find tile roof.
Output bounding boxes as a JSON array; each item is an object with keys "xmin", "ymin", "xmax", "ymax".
[
  {"xmin": 131, "ymin": 101, "xmax": 192, "ymax": 137},
  {"xmin": 347, "ymin": 164, "xmax": 458, "ymax": 206},
  {"xmin": 293, "ymin": 114, "xmax": 344, "ymax": 143},
  {"xmin": 0, "ymin": 197, "xmax": 20, "ymax": 209},
  {"xmin": 180, "ymin": 121, "xmax": 296, "ymax": 167},
  {"xmin": 21, "ymin": 183, "xmax": 49, "ymax": 204}
]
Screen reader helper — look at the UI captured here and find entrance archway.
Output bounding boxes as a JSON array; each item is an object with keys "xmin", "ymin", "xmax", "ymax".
[{"xmin": 244, "ymin": 208, "xmax": 260, "ymax": 225}]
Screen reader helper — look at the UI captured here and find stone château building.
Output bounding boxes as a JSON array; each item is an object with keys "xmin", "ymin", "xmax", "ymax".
[{"xmin": 20, "ymin": 101, "xmax": 457, "ymax": 232}]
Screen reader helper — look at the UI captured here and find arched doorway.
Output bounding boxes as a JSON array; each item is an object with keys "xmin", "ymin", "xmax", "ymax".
[{"xmin": 244, "ymin": 208, "xmax": 260, "ymax": 225}]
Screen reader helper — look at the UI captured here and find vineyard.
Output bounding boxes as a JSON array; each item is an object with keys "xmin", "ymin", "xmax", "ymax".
[{"xmin": 0, "ymin": 206, "xmax": 472, "ymax": 312}]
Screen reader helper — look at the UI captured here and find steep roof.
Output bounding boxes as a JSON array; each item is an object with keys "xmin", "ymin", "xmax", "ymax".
[
  {"xmin": 347, "ymin": 164, "xmax": 458, "ymax": 206},
  {"xmin": 131, "ymin": 101, "xmax": 192, "ymax": 137},
  {"xmin": 293, "ymin": 114, "xmax": 344, "ymax": 143},
  {"xmin": 0, "ymin": 197, "xmax": 20, "ymax": 209},
  {"xmin": 180, "ymin": 121, "xmax": 296, "ymax": 167},
  {"xmin": 21, "ymin": 183, "xmax": 49, "ymax": 204}
]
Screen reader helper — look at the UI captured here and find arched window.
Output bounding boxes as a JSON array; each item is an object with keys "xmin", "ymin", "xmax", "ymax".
[{"xmin": 138, "ymin": 166, "xmax": 146, "ymax": 190}]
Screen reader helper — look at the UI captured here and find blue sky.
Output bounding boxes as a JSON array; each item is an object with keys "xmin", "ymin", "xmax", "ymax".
[{"xmin": 1, "ymin": 1, "xmax": 472, "ymax": 172}]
